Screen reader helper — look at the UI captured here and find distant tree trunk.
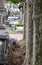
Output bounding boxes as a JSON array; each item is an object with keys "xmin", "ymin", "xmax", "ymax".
[
  {"xmin": 23, "ymin": 2, "xmax": 26, "ymax": 40},
  {"xmin": 26, "ymin": 0, "xmax": 33, "ymax": 65},
  {"xmin": 32, "ymin": 0, "xmax": 42, "ymax": 65}
]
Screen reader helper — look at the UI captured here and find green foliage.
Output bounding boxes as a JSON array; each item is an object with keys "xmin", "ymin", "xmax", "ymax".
[
  {"xmin": 18, "ymin": 3, "xmax": 23, "ymax": 10},
  {"xmin": 4, "ymin": 0, "xmax": 9, "ymax": 2},
  {"xmin": 6, "ymin": 22, "xmax": 9, "ymax": 25},
  {"xmin": 4, "ymin": 0, "xmax": 22, "ymax": 3},
  {"xmin": 15, "ymin": 23, "xmax": 23, "ymax": 27}
]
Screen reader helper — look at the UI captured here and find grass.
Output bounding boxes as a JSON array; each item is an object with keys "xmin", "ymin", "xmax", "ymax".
[
  {"xmin": 7, "ymin": 28, "xmax": 17, "ymax": 34},
  {"xmin": 7, "ymin": 23, "xmax": 23, "ymax": 34},
  {"xmin": 14, "ymin": 11, "xmax": 20, "ymax": 15},
  {"xmin": 18, "ymin": 39, "xmax": 26, "ymax": 45}
]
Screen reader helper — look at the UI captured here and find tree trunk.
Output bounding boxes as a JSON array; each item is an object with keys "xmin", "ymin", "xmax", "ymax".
[
  {"xmin": 32, "ymin": 0, "xmax": 42, "ymax": 65},
  {"xmin": 23, "ymin": 2, "xmax": 26, "ymax": 40},
  {"xmin": 26, "ymin": 0, "xmax": 33, "ymax": 65}
]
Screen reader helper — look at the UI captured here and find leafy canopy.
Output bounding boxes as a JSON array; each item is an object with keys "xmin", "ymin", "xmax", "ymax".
[{"xmin": 4, "ymin": 0, "xmax": 23, "ymax": 3}]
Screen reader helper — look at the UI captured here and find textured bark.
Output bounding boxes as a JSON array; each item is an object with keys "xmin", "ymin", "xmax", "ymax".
[
  {"xmin": 32, "ymin": 0, "xmax": 42, "ymax": 65},
  {"xmin": 26, "ymin": 0, "xmax": 33, "ymax": 65}
]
